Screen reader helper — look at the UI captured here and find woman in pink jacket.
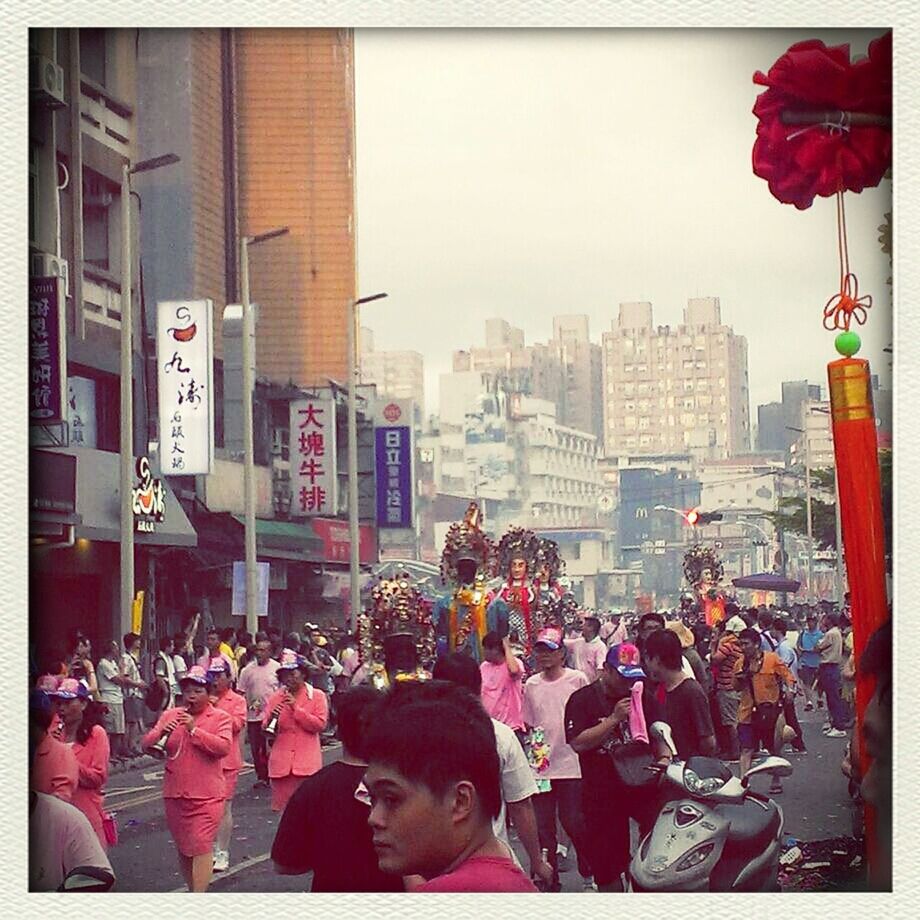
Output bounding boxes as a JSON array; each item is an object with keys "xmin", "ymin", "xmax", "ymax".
[
  {"xmin": 262, "ymin": 649, "xmax": 328, "ymax": 813},
  {"xmin": 29, "ymin": 688, "xmax": 78, "ymax": 803},
  {"xmin": 142, "ymin": 665, "xmax": 232, "ymax": 892},
  {"xmin": 51, "ymin": 678, "xmax": 111, "ymax": 848},
  {"xmin": 206, "ymin": 658, "xmax": 247, "ymax": 872}
]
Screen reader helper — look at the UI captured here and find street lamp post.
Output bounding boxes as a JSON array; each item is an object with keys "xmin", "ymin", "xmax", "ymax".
[
  {"xmin": 119, "ymin": 153, "xmax": 179, "ymax": 639},
  {"xmin": 347, "ymin": 292, "xmax": 388, "ymax": 635},
  {"xmin": 240, "ymin": 226, "xmax": 289, "ymax": 640},
  {"xmin": 787, "ymin": 423, "xmax": 815, "ymax": 603}
]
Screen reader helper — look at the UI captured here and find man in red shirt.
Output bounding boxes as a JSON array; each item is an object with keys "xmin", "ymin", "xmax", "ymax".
[{"xmin": 364, "ymin": 681, "xmax": 537, "ymax": 892}]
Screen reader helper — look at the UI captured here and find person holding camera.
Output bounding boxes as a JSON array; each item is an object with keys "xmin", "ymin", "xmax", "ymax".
[{"xmin": 733, "ymin": 628, "xmax": 794, "ymax": 795}]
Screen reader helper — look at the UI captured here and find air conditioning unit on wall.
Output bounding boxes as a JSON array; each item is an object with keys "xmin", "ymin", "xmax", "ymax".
[
  {"xmin": 29, "ymin": 55, "xmax": 66, "ymax": 109},
  {"xmin": 30, "ymin": 251, "xmax": 70, "ymax": 298}
]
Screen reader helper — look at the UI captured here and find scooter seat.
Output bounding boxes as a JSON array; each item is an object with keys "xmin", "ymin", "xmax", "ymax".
[{"xmin": 714, "ymin": 799, "xmax": 781, "ymax": 853}]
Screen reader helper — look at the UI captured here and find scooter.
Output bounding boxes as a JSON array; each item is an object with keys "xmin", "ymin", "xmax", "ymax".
[{"xmin": 628, "ymin": 722, "xmax": 792, "ymax": 892}]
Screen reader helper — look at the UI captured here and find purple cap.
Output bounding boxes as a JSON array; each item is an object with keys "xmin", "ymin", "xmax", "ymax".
[
  {"xmin": 51, "ymin": 677, "xmax": 91, "ymax": 700},
  {"xmin": 206, "ymin": 656, "xmax": 231, "ymax": 677},
  {"xmin": 605, "ymin": 642, "xmax": 645, "ymax": 680},
  {"xmin": 277, "ymin": 648, "xmax": 307, "ymax": 672},
  {"xmin": 179, "ymin": 664, "xmax": 211, "ymax": 686},
  {"xmin": 534, "ymin": 627, "xmax": 563, "ymax": 651}
]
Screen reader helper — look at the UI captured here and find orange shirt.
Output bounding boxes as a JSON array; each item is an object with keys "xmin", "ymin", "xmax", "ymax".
[
  {"xmin": 142, "ymin": 704, "xmax": 232, "ymax": 799},
  {"xmin": 733, "ymin": 652, "xmax": 794, "ymax": 724},
  {"xmin": 213, "ymin": 688, "xmax": 247, "ymax": 773},
  {"xmin": 31, "ymin": 733, "xmax": 79, "ymax": 803}
]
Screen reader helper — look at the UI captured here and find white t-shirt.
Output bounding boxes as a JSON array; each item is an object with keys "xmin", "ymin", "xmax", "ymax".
[
  {"xmin": 522, "ymin": 668, "xmax": 590, "ymax": 780},
  {"xmin": 492, "ymin": 718, "xmax": 539, "ymax": 868},
  {"xmin": 29, "ymin": 792, "xmax": 113, "ymax": 891},
  {"xmin": 96, "ymin": 657, "xmax": 123, "ymax": 706},
  {"xmin": 121, "ymin": 652, "xmax": 143, "ymax": 699}
]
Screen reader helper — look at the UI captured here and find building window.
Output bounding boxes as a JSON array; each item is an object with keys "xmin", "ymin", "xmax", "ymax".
[
  {"xmin": 82, "ymin": 169, "xmax": 116, "ymax": 271},
  {"xmin": 80, "ymin": 28, "xmax": 107, "ymax": 86}
]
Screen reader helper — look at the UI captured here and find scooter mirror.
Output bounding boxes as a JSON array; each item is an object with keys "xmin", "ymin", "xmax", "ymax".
[
  {"xmin": 648, "ymin": 721, "xmax": 678, "ymax": 757},
  {"xmin": 741, "ymin": 756, "xmax": 793, "ymax": 785}
]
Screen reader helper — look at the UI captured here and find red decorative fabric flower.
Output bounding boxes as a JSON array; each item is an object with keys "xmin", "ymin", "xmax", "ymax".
[{"xmin": 752, "ymin": 31, "xmax": 891, "ymax": 209}]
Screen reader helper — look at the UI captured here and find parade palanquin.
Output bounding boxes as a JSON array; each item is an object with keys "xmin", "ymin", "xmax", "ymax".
[
  {"xmin": 356, "ymin": 572, "xmax": 435, "ymax": 690},
  {"xmin": 487, "ymin": 527, "xmax": 567, "ymax": 660},
  {"xmin": 432, "ymin": 503, "xmax": 496, "ymax": 663}
]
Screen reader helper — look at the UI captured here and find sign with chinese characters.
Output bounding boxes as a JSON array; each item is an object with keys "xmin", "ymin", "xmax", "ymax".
[
  {"xmin": 157, "ymin": 300, "xmax": 214, "ymax": 475},
  {"xmin": 290, "ymin": 398, "xmax": 337, "ymax": 516},
  {"xmin": 131, "ymin": 456, "xmax": 166, "ymax": 533},
  {"xmin": 29, "ymin": 277, "xmax": 66, "ymax": 424},
  {"xmin": 375, "ymin": 400, "xmax": 414, "ymax": 529}
]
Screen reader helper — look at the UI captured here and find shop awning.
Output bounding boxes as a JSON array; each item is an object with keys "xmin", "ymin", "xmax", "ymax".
[
  {"xmin": 37, "ymin": 447, "xmax": 197, "ymax": 547},
  {"xmin": 231, "ymin": 515, "xmax": 324, "ymax": 559}
]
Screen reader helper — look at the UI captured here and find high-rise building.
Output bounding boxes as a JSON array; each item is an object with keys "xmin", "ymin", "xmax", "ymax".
[
  {"xmin": 756, "ymin": 402, "xmax": 785, "ymax": 452},
  {"xmin": 602, "ymin": 297, "xmax": 751, "ymax": 460},
  {"xmin": 359, "ymin": 325, "xmax": 425, "ymax": 411},
  {"xmin": 551, "ymin": 314, "xmax": 603, "ymax": 442}
]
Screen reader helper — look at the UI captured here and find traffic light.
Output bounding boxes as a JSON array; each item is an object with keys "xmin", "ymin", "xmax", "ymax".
[{"xmin": 684, "ymin": 509, "xmax": 723, "ymax": 526}]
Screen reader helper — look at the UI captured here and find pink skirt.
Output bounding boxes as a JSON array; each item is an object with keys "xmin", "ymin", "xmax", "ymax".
[
  {"xmin": 223, "ymin": 768, "xmax": 240, "ymax": 801},
  {"xmin": 72, "ymin": 788, "xmax": 107, "ymax": 850},
  {"xmin": 164, "ymin": 797, "xmax": 224, "ymax": 857},
  {"xmin": 270, "ymin": 774, "xmax": 307, "ymax": 813}
]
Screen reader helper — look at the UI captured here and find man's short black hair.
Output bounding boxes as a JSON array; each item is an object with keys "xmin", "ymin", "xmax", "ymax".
[
  {"xmin": 336, "ymin": 686, "xmax": 383, "ymax": 759},
  {"xmin": 220, "ymin": 627, "xmax": 237, "ymax": 643},
  {"xmin": 739, "ymin": 628, "xmax": 761, "ymax": 645},
  {"xmin": 206, "ymin": 627, "xmax": 220, "ymax": 638},
  {"xmin": 757, "ymin": 610, "xmax": 774, "ymax": 629},
  {"xmin": 583, "ymin": 616, "xmax": 601, "ymax": 633},
  {"xmin": 254, "ymin": 630, "xmax": 270, "ymax": 643},
  {"xmin": 159, "ymin": 636, "xmax": 173, "ymax": 652},
  {"xmin": 824, "ymin": 612, "xmax": 840, "ymax": 628},
  {"xmin": 638, "ymin": 612, "xmax": 665, "ymax": 632},
  {"xmin": 365, "ymin": 680, "xmax": 501, "ymax": 820},
  {"xmin": 432, "ymin": 652, "xmax": 482, "ymax": 696},
  {"xmin": 123, "ymin": 632, "xmax": 140, "ymax": 650},
  {"xmin": 861, "ymin": 620, "xmax": 892, "ymax": 694},
  {"xmin": 482, "ymin": 631, "xmax": 503, "ymax": 651},
  {"xmin": 772, "ymin": 618, "xmax": 788, "ymax": 637},
  {"xmin": 643, "ymin": 628, "xmax": 683, "ymax": 671}
]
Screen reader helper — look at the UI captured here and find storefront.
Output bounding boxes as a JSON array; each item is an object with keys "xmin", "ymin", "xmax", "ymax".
[{"xmin": 30, "ymin": 447, "xmax": 196, "ymax": 668}]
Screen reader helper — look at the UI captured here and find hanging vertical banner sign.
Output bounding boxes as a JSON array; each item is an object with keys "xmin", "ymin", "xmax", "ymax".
[
  {"xmin": 157, "ymin": 300, "xmax": 215, "ymax": 475},
  {"xmin": 290, "ymin": 398, "xmax": 337, "ymax": 516},
  {"xmin": 28, "ymin": 277, "xmax": 66, "ymax": 424},
  {"xmin": 375, "ymin": 400, "xmax": 414, "ymax": 529}
]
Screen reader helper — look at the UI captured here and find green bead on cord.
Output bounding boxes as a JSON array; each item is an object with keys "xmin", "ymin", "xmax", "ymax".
[{"xmin": 835, "ymin": 330, "xmax": 861, "ymax": 357}]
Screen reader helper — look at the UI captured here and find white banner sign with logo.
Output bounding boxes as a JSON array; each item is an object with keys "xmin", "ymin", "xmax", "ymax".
[
  {"xmin": 157, "ymin": 300, "xmax": 215, "ymax": 475},
  {"xmin": 290, "ymin": 398, "xmax": 337, "ymax": 516}
]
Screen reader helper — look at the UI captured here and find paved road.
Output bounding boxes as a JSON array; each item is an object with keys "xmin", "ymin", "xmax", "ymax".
[{"xmin": 106, "ymin": 707, "xmax": 855, "ymax": 892}]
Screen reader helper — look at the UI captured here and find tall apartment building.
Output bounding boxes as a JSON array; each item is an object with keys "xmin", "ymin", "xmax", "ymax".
[
  {"xmin": 602, "ymin": 298, "xmax": 751, "ymax": 460},
  {"xmin": 359, "ymin": 326, "xmax": 425, "ymax": 411},
  {"xmin": 551, "ymin": 315, "xmax": 604, "ymax": 443},
  {"xmin": 136, "ymin": 28, "xmax": 356, "ymax": 392},
  {"xmin": 780, "ymin": 380, "xmax": 822, "ymax": 453},
  {"xmin": 453, "ymin": 320, "xmax": 567, "ymax": 417},
  {"xmin": 756, "ymin": 402, "xmax": 785, "ymax": 452}
]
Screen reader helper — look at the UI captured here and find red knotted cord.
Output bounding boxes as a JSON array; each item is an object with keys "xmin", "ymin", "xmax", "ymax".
[{"xmin": 823, "ymin": 190, "xmax": 873, "ymax": 331}]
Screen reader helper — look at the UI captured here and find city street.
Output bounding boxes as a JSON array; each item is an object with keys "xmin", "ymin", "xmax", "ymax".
[{"xmin": 106, "ymin": 708, "xmax": 855, "ymax": 893}]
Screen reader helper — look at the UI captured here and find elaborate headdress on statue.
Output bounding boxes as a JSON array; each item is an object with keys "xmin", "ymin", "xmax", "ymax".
[
  {"xmin": 358, "ymin": 571, "xmax": 436, "ymax": 669},
  {"xmin": 440, "ymin": 502, "xmax": 492, "ymax": 585},
  {"xmin": 493, "ymin": 526, "xmax": 542, "ymax": 580},
  {"xmin": 535, "ymin": 536, "xmax": 565, "ymax": 584},
  {"xmin": 682, "ymin": 545, "xmax": 725, "ymax": 593}
]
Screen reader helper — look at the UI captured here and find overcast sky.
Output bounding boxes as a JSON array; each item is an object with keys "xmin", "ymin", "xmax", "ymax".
[{"xmin": 354, "ymin": 28, "xmax": 892, "ymax": 420}]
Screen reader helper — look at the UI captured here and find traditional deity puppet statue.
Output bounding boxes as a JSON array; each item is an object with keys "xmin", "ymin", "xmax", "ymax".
[
  {"xmin": 533, "ymin": 537, "xmax": 568, "ymax": 622},
  {"xmin": 355, "ymin": 572, "xmax": 435, "ymax": 689},
  {"xmin": 487, "ymin": 527, "xmax": 543, "ymax": 658},
  {"xmin": 432, "ymin": 503, "xmax": 495, "ymax": 664}
]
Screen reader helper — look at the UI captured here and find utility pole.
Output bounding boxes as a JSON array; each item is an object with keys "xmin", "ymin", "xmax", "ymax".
[{"xmin": 803, "ymin": 417, "xmax": 815, "ymax": 604}]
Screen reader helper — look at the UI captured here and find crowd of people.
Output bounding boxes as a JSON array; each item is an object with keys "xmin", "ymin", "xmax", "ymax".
[{"xmin": 27, "ymin": 502, "xmax": 884, "ymax": 893}]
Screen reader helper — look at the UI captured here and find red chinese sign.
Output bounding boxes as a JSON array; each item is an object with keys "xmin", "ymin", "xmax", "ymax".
[
  {"xmin": 290, "ymin": 398, "xmax": 337, "ymax": 516},
  {"xmin": 29, "ymin": 277, "xmax": 66, "ymax": 424}
]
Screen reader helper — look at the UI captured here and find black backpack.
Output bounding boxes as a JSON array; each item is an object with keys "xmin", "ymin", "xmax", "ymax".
[{"xmin": 144, "ymin": 677, "xmax": 168, "ymax": 712}]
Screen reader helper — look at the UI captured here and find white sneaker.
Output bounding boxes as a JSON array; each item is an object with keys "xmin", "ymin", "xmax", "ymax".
[
  {"xmin": 213, "ymin": 850, "xmax": 229, "ymax": 872},
  {"xmin": 582, "ymin": 876, "xmax": 598, "ymax": 891},
  {"xmin": 556, "ymin": 844, "xmax": 568, "ymax": 859},
  {"xmin": 825, "ymin": 728, "xmax": 848, "ymax": 738}
]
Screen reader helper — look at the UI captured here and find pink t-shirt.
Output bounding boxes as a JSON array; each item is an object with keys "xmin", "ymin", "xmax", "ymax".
[
  {"xmin": 564, "ymin": 636, "xmax": 608, "ymax": 684},
  {"xmin": 480, "ymin": 658, "xmax": 525, "ymax": 730},
  {"xmin": 522, "ymin": 668, "xmax": 589, "ymax": 780},
  {"xmin": 237, "ymin": 659, "xmax": 281, "ymax": 721},
  {"xmin": 414, "ymin": 856, "xmax": 538, "ymax": 892}
]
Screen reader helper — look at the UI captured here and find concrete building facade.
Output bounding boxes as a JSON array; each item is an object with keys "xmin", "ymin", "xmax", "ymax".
[
  {"xmin": 602, "ymin": 297, "xmax": 751, "ymax": 461},
  {"xmin": 359, "ymin": 326, "xmax": 425, "ymax": 411}
]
